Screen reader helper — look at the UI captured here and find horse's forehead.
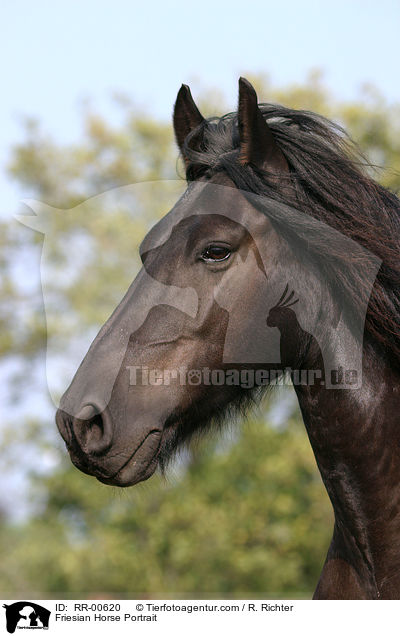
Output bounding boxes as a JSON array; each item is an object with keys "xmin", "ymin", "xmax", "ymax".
[{"xmin": 140, "ymin": 180, "xmax": 270, "ymax": 255}]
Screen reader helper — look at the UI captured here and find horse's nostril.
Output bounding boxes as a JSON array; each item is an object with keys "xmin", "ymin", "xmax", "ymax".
[
  {"xmin": 56, "ymin": 409, "xmax": 72, "ymax": 445},
  {"xmin": 72, "ymin": 403, "xmax": 114, "ymax": 456},
  {"xmin": 76, "ymin": 404, "xmax": 98, "ymax": 421}
]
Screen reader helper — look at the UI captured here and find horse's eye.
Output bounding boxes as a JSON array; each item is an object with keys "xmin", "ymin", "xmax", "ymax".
[{"xmin": 201, "ymin": 245, "xmax": 231, "ymax": 262}]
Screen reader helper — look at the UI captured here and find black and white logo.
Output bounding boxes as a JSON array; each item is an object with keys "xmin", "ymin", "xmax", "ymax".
[{"xmin": 2, "ymin": 602, "xmax": 50, "ymax": 633}]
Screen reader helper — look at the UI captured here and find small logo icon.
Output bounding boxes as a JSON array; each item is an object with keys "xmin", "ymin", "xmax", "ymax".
[{"xmin": 2, "ymin": 602, "xmax": 51, "ymax": 633}]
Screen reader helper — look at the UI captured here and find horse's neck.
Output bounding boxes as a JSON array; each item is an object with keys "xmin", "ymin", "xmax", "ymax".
[{"xmin": 294, "ymin": 346, "xmax": 400, "ymax": 598}]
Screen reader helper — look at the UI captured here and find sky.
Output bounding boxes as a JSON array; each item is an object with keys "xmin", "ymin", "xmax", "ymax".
[
  {"xmin": 1, "ymin": 0, "xmax": 400, "ymax": 518},
  {"xmin": 1, "ymin": 0, "xmax": 400, "ymax": 215}
]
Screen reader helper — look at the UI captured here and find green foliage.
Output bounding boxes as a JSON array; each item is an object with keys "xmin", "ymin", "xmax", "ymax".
[{"xmin": 1, "ymin": 73, "xmax": 399, "ymax": 599}]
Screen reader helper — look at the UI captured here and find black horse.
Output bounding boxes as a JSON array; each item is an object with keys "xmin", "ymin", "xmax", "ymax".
[{"xmin": 56, "ymin": 78, "xmax": 400, "ymax": 599}]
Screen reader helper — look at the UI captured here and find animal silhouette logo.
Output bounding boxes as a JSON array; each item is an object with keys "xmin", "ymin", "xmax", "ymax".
[
  {"xmin": 266, "ymin": 284, "xmax": 306, "ymax": 369},
  {"xmin": 17, "ymin": 180, "xmax": 381, "ymax": 398},
  {"xmin": 266, "ymin": 283, "xmax": 299, "ymax": 326},
  {"xmin": 2, "ymin": 602, "xmax": 50, "ymax": 633}
]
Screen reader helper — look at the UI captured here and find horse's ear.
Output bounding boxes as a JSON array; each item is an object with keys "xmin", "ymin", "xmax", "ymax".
[
  {"xmin": 238, "ymin": 77, "xmax": 288, "ymax": 174},
  {"xmin": 173, "ymin": 84, "xmax": 205, "ymax": 155}
]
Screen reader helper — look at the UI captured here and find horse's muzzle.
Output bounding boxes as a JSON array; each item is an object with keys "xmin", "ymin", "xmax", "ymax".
[{"xmin": 55, "ymin": 405, "xmax": 162, "ymax": 487}]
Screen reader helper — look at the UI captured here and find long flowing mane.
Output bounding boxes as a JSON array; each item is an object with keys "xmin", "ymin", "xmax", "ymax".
[{"xmin": 182, "ymin": 105, "xmax": 400, "ymax": 368}]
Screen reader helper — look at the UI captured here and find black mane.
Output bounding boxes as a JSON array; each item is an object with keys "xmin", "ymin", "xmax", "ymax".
[{"xmin": 182, "ymin": 104, "xmax": 400, "ymax": 367}]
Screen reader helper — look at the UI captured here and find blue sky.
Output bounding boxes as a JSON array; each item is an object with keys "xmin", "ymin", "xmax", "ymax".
[{"xmin": 1, "ymin": 0, "xmax": 400, "ymax": 214}]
